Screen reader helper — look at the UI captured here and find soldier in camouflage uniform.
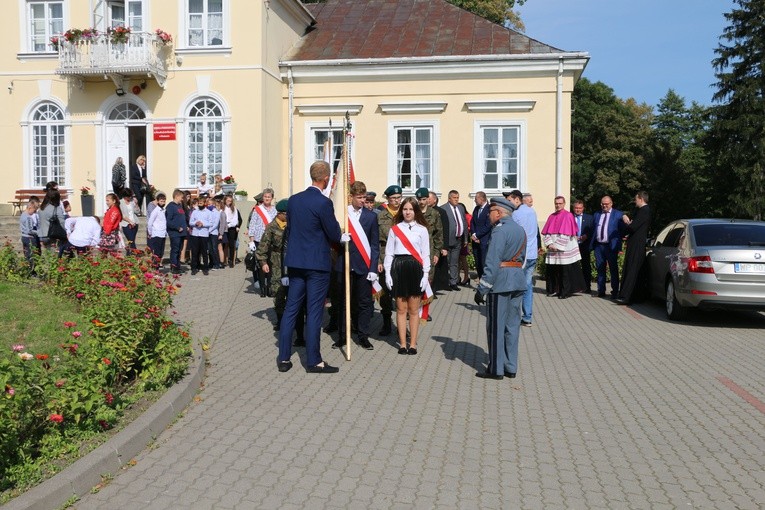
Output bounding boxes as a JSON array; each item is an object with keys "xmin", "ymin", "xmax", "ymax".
[
  {"xmin": 256, "ymin": 199, "xmax": 305, "ymax": 343},
  {"xmin": 377, "ymin": 184, "xmax": 402, "ymax": 336},
  {"xmin": 416, "ymin": 187, "xmax": 443, "ymax": 282}
]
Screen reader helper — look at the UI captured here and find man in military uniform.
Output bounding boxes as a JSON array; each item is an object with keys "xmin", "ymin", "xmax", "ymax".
[
  {"xmin": 416, "ymin": 187, "xmax": 443, "ymax": 282},
  {"xmin": 377, "ymin": 184, "xmax": 402, "ymax": 335},
  {"xmin": 365, "ymin": 191, "xmax": 379, "ymax": 214},
  {"xmin": 474, "ymin": 198, "xmax": 527, "ymax": 380},
  {"xmin": 256, "ymin": 199, "xmax": 305, "ymax": 344}
]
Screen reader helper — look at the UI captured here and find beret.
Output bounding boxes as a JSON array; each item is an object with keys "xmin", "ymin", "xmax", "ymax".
[
  {"xmin": 489, "ymin": 197, "xmax": 516, "ymax": 213},
  {"xmin": 275, "ymin": 199, "xmax": 288, "ymax": 212},
  {"xmin": 414, "ymin": 187, "xmax": 429, "ymax": 199},
  {"xmin": 384, "ymin": 185, "xmax": 402, "ymax": 197}
]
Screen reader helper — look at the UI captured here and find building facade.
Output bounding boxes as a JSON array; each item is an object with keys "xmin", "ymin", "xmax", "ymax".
[{"xmin": 1, "ymin": 0, "xmax": 587, "ymax": 216}]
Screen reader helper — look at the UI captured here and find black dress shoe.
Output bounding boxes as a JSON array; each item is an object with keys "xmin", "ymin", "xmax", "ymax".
[
  {"xmin": 323, "ymin": 323, "xmax": 338, "ymax": 333},
  {"xmin": 426, "ymin": 316, "xmax": 432, "ymax": 322},
  {"xmin": 306, "ymin": 363, "xmax": 339, "ymax": 373},
  {"xmin": 476, "ymin": 371, "xmax": 503, "ymax": 380},
  {"xmin": 408, "ymin": 347, "xmax": 417, "ymax": 355},
  {"xmin": 359, "ymin": 339, "xmax": 374, "ymax": 350},
  {"xmin": 504, "ymin": 371, "xmax": 517, "ymax": 378},
  {"xmin": 594, "ymin": 292, "xmax": 605, "ymax": 298},
  {"xmin": 277, "ymin": 361, "xmax": 293, "ymax": 372},
  {"xmin": 450, "ymin": 284, "xmax": 460, "ymax": 291},
  {"xmin": 615, "ymin": 298, "xmax": 629, "ymax": 305},
  {"xmin": 331, "ymin": 341, "xmax": 343, "ymax": 349},
  {"xmin": 398, "ymin": 347, "xmax": 408, "ymax": 355},
  {"xmin": 557, "ymin": 294, "xmax": 567, "ymax": 300}
]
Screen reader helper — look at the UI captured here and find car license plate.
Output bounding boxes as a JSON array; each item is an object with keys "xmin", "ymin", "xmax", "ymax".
[{"xmin": 734, "ymin": 263, "xmax": 765, "ymax": 273}]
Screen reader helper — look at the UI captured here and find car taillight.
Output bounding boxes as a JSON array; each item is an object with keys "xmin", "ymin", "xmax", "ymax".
[{"xmin": 688, "ymin": 256, "xmax": 715, "ymax": 273}]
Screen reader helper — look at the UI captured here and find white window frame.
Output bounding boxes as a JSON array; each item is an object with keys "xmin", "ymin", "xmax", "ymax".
[
  {"xmin": 92, "ymin": 1, "xmax": 145, "ymax": 32},
  {"xmin": 180, "ymin": 0, "xmax": 230, "ymax": 50},
  {"xmin": 22, "ymin": 100, "xmax": 70, "ymax": 188},
  {"xmin": 304, "ymin": 122, "xmax": 356, "ymax": 189},
  {"xmin": 387, "ymin": 120, "xmax": 439, "ymax": 194},
  {"xmin": 22, "ymin": 0, "xmax": 65, "ymax": 54},
  {"xmin": 473, "ymin": 120, "xmax": 526, "ymax": 194},
  {"xmin": 183, "ymin": 97, "xmax": 229, "ymax": 187}
]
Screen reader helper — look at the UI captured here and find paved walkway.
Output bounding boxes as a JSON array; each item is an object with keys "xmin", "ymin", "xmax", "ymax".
[{"xmin": 75, "ymin": 266, "xmax": 765, "ymax": 509}]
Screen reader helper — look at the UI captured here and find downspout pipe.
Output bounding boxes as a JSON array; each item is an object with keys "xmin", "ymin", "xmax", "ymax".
[
  {"xmin": 288, "ymin": 67, "xmax": 294, "ymax": 196},
  {"xmin": 555, "ymin": 57, "xmax": 563, "ymax": 197}
]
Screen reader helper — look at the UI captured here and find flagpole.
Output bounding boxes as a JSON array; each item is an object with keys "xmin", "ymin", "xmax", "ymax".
[{"xmin": 343, "ymin": 112, "xmax": 352, "ymax": 361}]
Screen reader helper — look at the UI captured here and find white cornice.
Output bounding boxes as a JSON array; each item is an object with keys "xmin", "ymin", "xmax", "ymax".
[
  {"xmin": 465, "ymin": 100, "xmax": 536, "ymax": 112},
  {"xmin": 280, "ymin": 52, "xmax": 589, "ymax": 82},
  {"xmin": 295, "ymin": 104, "xmax": 363, "ymax": 116},
  {"xmin": 378, "ymin": 102, "xmax": 447, "ymax": 114},
  {"xmin": 275, "ymin": 0, "xmax": 315, "ymax": 27}
]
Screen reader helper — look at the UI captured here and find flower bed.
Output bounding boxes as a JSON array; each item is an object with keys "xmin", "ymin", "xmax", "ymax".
[{"xmin": 0, "ymin": 246, "xmax": 191, "ymax": 499}]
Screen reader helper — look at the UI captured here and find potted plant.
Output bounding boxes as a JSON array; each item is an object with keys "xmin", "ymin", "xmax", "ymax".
[
  {"xmin": 221, "ymin": 175, "xmax": 237, "ymax": 194},
  {"xmin": 80, "ymin": 186, "xmax": 95, "ymax": 216},
  {"xmin": 155, "ymin": 29, "xmax": 173, "ymax": 45},
  {"xmin": 234, "ymin": 190, "xmax": 248, "ymax": 201},
  {"xmin": 108, "ymin": 26, "xmax": 131, "ymax": 45}
]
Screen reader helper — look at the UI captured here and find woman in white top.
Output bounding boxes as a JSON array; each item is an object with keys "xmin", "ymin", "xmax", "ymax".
[
  {"xmin": 223, "ymin": 194, "xmax": 242, "ymax": 267},
  {"xmin": 119, "ymin": 189, "xmax": 139, "ymax": 254},
  {"xmin": 383, "ymin": 197, "xmax": 431, "ymax": 355}
]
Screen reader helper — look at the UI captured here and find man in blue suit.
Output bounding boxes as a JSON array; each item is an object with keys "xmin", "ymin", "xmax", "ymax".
[
  {"xmin": 470, "ymin": 191, "xmax": 491, "ymax": 279},
  {"xmin": 333, "ymin": 181, "xmax": 379, "ymax": 351},
  {"xmin": 590, "ymin": 195, "xmax": 624, "ymax": 298},
  {"xmin": 573, "ymin": 199, "xmax": 595, "ymax": 290},
  {"xmin": 278, "ymin": 161, "xmax": 348, "ymax": 373}
]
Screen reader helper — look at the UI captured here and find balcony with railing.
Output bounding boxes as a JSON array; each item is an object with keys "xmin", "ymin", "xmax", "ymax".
[{"xmin": 54, "ymin": 31, "xmax": 171, "ymax": 88}]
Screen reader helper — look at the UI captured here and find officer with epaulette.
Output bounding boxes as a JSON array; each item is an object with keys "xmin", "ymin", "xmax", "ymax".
[
  {"xmin": 415, "ymin": 187, "xmax": 443, "ymax": 282},
  {"xmin": 474, "ymin": 197, "xmax": 527, "ymax": 380},
  {"xmin": 377, "ymin": 184, "xmax": 402, "ymax": 335},
  {"xmin": 256, "ymin": 199, "xmax": 305, "ymax": 344}
]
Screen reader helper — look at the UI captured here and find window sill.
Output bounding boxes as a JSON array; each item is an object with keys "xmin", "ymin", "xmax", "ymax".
[
  {"xmin": 17, "ymin": 52, "xmax": 58, "ymax": 61},
  {"xmin": 174, "ymin": 46, "xmax": 232, "ymax": 56}
]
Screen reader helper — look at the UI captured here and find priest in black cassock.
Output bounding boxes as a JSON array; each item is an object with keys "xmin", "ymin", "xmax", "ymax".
[{"xmin": 615, "ymin": 191, "xmax": 651, "ymax": 305}]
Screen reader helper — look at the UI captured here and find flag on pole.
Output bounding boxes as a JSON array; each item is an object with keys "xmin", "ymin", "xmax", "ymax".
[
  {"xmin": 322, "ymin": 139, "xmax": 333, "ymax": 198},
  {"xmin": 331, "ymin": 134, "xmax": 349, "ymax": 226}
]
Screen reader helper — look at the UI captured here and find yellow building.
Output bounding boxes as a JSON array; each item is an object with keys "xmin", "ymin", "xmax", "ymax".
[{"xmin": 1, "ymin": 0, "xmax": 587, "ymax": 216}]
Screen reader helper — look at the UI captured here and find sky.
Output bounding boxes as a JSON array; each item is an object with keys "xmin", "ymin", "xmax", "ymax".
[{"xmin": 518, "ymin": 0, "xmax": 736, "ymax": 107}]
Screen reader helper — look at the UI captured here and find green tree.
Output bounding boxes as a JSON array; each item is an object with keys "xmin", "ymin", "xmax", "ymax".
[
  {"xmin": 571, "ymin": 78, "xmax": 651, "ymax": 213},
  {"xmin": 709, "ymin": 0, "xmax": 765, "ymax": 220},
  {"xmin": 447, "ymin": 0, "xmax": 526, "ymax": 28}
]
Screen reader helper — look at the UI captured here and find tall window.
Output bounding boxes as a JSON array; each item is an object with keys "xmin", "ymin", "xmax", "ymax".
[
  {"xmin": 31, "ymin": 103, "xmax": 66, "ymax": 187},
  {"xmin": 28, "ymin": 1, "xmax": 64, "ymax": 52},
  {"xmin": 480, "ymin": 125, "xmax": 520, "ymax": 190},
  {"xmin": 187, "ymin": 99, "xmax": 224, "ymax": 185},
  {"xmin": 108, "ymin": 102, "xmax": 145, "ymax": 120},
  {"xmin": 188, "ymin": 0, "xmax": 224, "ymax": 46},
  {"xmin": 395, "ymin": 126, "xmax": 432, "ymax": 191},
  {"xmin": 311, "ymin": 128, "xmax": 344, "ymax": 173}
]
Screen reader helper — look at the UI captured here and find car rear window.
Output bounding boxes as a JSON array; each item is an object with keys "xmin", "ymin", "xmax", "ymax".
[{"xmin": 693, "ymin": 223, "xmax": 765, "ymax": 247}]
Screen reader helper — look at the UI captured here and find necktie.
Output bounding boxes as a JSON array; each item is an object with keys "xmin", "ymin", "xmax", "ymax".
[
  {"xmin": 600, "ymin": 212, "xmax": 609, "ymax": 242},
  {"xmin": 453, "ymin": 206, "xmax": 462, "ymax": 237},
  {"xmin": 576, "ymin": 215, "xmax": 582, "ymax": 237}
]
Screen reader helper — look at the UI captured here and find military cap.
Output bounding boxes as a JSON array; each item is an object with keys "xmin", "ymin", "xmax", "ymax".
[
  {"xmin": 489, "ymin": 197, "xmax": 516, "ymax": 214},
  {"xmin": 198, "ymin": 192, "xmax": 209, "ymax": 199},
  {"xmin": 414, "ymin": 187, "xmax": 429, "ymax": 199},
  {"xmin": 275, "ymin": 199, "xmax": 288, "ymax": 212},
  {"xmin": 365, "ymin": 191, "xmax": 377, "ymax": 199},
  {"xmin": 384, "ymin": 185, "xmax": 402, "ymax": 197},
  {"xmin": 254, "ymin": 192, "xmax": 264, "ymax": 202},
  {"xmin": 501, "ymin": 190, "xmax": 512, "ymax": 198}
]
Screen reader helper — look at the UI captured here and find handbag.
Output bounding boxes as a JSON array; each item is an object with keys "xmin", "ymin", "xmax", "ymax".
[
  {"xmin": 244, "ymin": 251, "xmax": 256, "ymax": 271},
  {"xmin": 48, "ymin": 213, "xmax": 67, "ymax": 241}
]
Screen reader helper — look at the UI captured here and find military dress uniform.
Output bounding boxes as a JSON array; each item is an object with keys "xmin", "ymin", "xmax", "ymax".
[
  {"xmin": 416, "ymin": 187, "xmax": 443, "ymax": 281},
  {"xmin": 377, "ymin": 185, "xmax": 401, "ymax": 335},
  {"xmin": 475, "ymin": 198, "xmax": 527, "ymax": 379}
]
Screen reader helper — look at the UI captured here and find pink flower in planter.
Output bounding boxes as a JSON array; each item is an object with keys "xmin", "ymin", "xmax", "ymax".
[
  {"xmin": 49, "ymin": 414, "xmax": 64, "ymax": 423},
  {"xmin": 72, "ymin": 331, "xmax": 82, "ymax": 338}
]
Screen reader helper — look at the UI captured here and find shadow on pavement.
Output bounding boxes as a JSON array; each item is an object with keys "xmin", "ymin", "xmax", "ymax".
[
  {"xmin": 626, "ymin": 299, "xmax": 765, "ymax": 329},
  {"xmin": 432, "ymin": 335, "xmax": 486, "ymax": 371}
]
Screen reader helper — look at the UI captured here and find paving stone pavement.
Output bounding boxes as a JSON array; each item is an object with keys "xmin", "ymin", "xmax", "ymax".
[{"xmin": 75, "ymin": 266, "xmax": 765, "ymax": 509}]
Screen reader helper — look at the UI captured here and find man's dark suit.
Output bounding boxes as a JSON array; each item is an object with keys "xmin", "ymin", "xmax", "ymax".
[
  {"xmin": 574, "ymin": 212, "xmax": 595, "ymax": 288},
  {"xmin": 618, "ymin": 204, "xmax": 651, "ymax": 302},
  {"xmin": 440, "ymin": 202, "xmax": 468, "ymax": 286},
  {"xmin": 335, "ymin": 206, "xmax": 379, "ymax": 344},
  {"xmin": 279, "ymin": 186, "xmax": 342, "ymax": 368},
  {"xmin": 590, "ymin": 208, "xmax": 624, "ymax": 297},
  {"xmin": 470, "ymin": 202, "xmax": 491, "ymax": 278}
]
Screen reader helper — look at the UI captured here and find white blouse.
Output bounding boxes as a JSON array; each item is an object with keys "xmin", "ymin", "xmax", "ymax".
[{"xmin": 383, "ymin": 221, "xmax": 431, "ymax": 274}]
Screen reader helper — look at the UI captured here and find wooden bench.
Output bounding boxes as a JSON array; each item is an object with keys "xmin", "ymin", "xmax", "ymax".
[{"xmin": 10, "ymin": 188, "xmax": 70, "ymax": 215}]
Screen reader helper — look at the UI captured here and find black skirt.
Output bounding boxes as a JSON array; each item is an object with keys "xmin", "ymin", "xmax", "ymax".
[{"xmin": 391, "ymin": 255, "xmax": 423, "ymax": 298}]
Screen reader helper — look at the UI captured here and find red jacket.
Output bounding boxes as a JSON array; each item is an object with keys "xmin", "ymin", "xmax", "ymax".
[{"xmin": 102, "ymin": 205, "xmax": 122, "ymax": 234}]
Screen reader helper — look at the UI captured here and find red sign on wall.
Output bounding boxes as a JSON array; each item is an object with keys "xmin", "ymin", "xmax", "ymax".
[{"xmin": 153, "ymin": 123, "xmax": 176, "ymax": 141}]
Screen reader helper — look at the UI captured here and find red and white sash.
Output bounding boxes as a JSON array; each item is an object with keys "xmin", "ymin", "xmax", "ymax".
[
  {"xmin": 348, "ymin": 207, "xmax": 382, "ymax": 295},
  {"xmin": 254, "ymin": 204, "xmax": 270, "ymax": 226},
  {"xmin": 391, "ymin": 224, "xmax": 434, "ymax": 321}
]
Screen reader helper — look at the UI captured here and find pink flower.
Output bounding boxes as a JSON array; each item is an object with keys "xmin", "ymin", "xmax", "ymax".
[
  {"xmin": 134, "ymin": 299, "xmax": 143, "ymax": 304},
  {"xmin": 55, "ymin": 379, "xmax": 66, "ymax": 388},
  {"xmin": 49, "ymin": 413, "xmax": 64, "ymax": 423},
  {"xmin": 76, "ymin": 293, "xmax": 85, "ymax": 299},
  {"xmin": 105, "ymin": 392, "xmax": 114, "ymax": 405},
  {"xmin": 63, "ymin": 321, "xmax": 77, "ymax": 328},
  {"xmin": 5, "ymin": 385, "xmax": 14, "ymax": 396},
  {"xmin": 72, "ymin": 331, "xmax": 82, "ymax": 338},
  {"xmin": 11, "ymin": 344, "xmax": 25, "ymax": 352}
]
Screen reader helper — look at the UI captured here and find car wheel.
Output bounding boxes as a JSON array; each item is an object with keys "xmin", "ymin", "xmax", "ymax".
[{"xmin": 665, "ymin": 279, "xmax": 687, "ymax": 321}]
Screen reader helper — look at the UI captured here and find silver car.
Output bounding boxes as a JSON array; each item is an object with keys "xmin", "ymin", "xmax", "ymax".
[{"xmin": 645, "ymin": 219, "xmax": 765, "ymax": 320}]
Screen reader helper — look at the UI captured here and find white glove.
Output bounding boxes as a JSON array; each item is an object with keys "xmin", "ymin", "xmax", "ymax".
[
  {"xmin": 366, "ymin": 272, "xmax": 378, "ymax": 282},
  {"xmin": 280, "ymin": 277, "xmax": 289, "ymax": 286},
  {"xmin": 385, "ymin": 273, "xmax": 393, "ymax": 290},
  {"xmin": 420, "ymin": 275, "xmax": 428, "ymax": 292},
  {"xmin": 248, "ymin": 241, "xmax": 256, "ymax": 252},
  {"xmin": 340, "ymin": 233, "xmax": 351, "ymax": 244}
]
